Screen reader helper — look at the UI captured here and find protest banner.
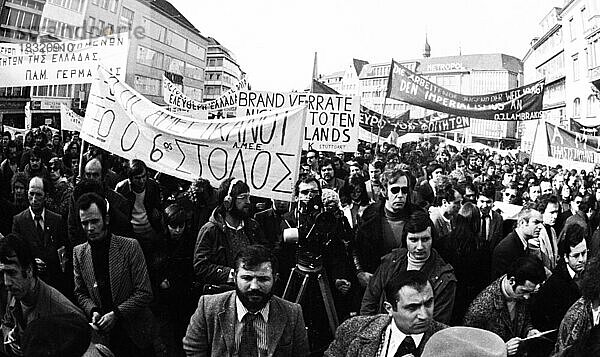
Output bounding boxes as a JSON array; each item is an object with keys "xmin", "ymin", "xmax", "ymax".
[
  {"xmin": 0, "ymin": 33, "xmax": 128, "ymax": 86},
  {"xmin": 81, "ymin": 67, "xmax": 307, "ymax": 200},
  {"xmin": 395, "ymin": 114, "xmax": 470, "ymax": 133},
  {"xmin": 387, "ymin": 60, "xmax": 545, "ymax": 121},
  {"xmin": 60, "ymin": 104, "xmax": 83, "ymax": 132},
  {"xmin": 570, "ymin": 118, "xmax": 600, "ymax": 136},
  {"xmin": 162, "ymin": 74, "xmax": 246, "ymax": 114},
  {"xmin": 236, "ymin": 90, "xmax": 360, "ymax": 152},
  {"xmin": 545, "ymin": 122, "xmax": 600, "ymax": 165}
]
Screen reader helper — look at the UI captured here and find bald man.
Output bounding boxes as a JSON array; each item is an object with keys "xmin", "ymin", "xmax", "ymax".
[{"xmin": 12, "ymin": 176, "xmax": 70, "ymax": 295}]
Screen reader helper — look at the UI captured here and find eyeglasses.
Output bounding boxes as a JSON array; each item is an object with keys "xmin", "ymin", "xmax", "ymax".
[
  {"xmin": 306, "ymin": 155, "xmax": 316, "ymax": 160},
  {"xmin": 574, "ymin": 200, "xmax": 582, "ymax": 205},
  {"xmin": 504, "ymin": 193, "xmax": 516, "ymax": 198},
  {"xmin": 236, "ymin": 193, "xmax": 251, "ymax": 201},
  {"xmin": 389, "ymin": 186, "xmax": 409, "ymax": 195},
  {"xmin": 299, "ymin": 189, "xmax": 320, "ymax": 196}
]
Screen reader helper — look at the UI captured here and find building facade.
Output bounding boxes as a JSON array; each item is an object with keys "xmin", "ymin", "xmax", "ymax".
[
  {"xmin": 321, "ymin": 52, "xmax": 523, "ymax": 147},
  {"xmin": 522, "ymin": 0, "xmax": 600, "ymax": 152},
  {"xmin": 0, "ymin": 0, "xmax": 211, "ymax": 128},
  {"xmin": 203, "ymin": 37, "xmax": 245, "ymax": 101}
]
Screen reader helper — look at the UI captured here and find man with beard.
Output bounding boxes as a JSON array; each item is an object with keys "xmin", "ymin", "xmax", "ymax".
[
  {"xmin": 184, "ymin": 245, "xmax": 309, "ymax": 357},
  {"xmin": 491, "ymin": 207, "xmax": 544, "ymax": 279},
  {"xmin": 194, "ymin": 178, "xmax": 266, "ymax": 289},
  {"xmin": 23, "ymin": 147, "xmax": 49, "ymax": 180}
]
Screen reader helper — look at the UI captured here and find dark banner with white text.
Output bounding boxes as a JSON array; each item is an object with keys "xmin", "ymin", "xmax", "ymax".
[{"xmin": 386, "ymin": 60, "xmax": 545, "ymax": 121}]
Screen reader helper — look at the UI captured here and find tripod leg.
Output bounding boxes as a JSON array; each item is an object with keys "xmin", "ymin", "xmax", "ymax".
[
  {"xmin": 282, "ymin": 267, "xmax": 298, "ymax": 300},
  {"xmin": 316, "ymin": 273, "xmax": 339, "ymax": 335},
  {"xmin": 295, "ymin": 272, "xmax": 310, "ymax": 304}
]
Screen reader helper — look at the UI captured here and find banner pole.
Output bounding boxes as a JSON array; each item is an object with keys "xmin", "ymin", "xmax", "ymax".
[
  {"xmin": 376, "ymin": 96, "xmax": 388, "ymax": 154},
  {"xmin": 78, "ymin": 139, "xmax": 88, "ymax": 180}
]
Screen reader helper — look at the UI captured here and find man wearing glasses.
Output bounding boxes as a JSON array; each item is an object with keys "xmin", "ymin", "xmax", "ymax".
[
  {"xmin": 353, "ymin": 170, "xmax": 417, "ymax": 289},
  {"xmin": 194, "ymin": 177, "xmax": 266, "ymax": 289}
]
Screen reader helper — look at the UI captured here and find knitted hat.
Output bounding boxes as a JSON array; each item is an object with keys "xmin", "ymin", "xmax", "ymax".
[
  {"xmin": 421, "ymin": 327, "xmax": 507, "ymax": 357},
  {"xmin": 22, "ymin": 313, "xmax": 91, "ymax": 357}
]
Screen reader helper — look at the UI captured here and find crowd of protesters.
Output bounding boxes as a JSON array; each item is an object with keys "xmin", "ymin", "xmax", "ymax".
[{"xmin": 0, "ymin": 126, "xmax": 600, "ymax": 356}]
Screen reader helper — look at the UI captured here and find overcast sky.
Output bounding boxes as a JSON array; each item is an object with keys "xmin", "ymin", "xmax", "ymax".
[{"xmin": 170, "ymin": 0, "xmax": 563, "ymax": 92}]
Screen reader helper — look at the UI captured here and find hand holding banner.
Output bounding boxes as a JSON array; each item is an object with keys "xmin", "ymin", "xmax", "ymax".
[{"xmin": 82, "ymin": 67, "xmax": 306, "ymax": 200}]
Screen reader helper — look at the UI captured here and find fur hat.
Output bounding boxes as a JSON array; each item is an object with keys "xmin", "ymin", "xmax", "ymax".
[{"xmin": 422, "ymin": 327, "xmax": 507, "ymax": 357}]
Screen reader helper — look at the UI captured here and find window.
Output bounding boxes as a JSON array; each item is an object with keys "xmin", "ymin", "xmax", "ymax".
[
  {"xmin": 136, "ymin": 45, "xmax": 163, "ymax": 68},
  {"xmin": 185, "ymin": 63, "xmax": 203, "ymax": 80},
  {"xmin": 91, "ymin": 0, "xmax": 98, "ymax": 5},
  {"xmin": 101, "ymin": 0, "xmax": 109, "ymax": 9},
  {"xmin": 164, "ymin": 55, "xmax": 185, "ymax": 75},
  {"xmin": 569, "ymin": 17, "xmax": 576, "ymax": 40},
  {"xmin": 588, "ymin": 95, "xmax": 597, "ymax": 117},
  {"xmin": 166, "ymin": 31, "xmax": 187, "ymax": 52},
  {"xmin": 581, "ymin": 7, "xmax": 588, "ymax": 32},
  {"xmin": 47, "ymin": 0, "xmax": 83, "ymax": 12},
  {"xmin": 119, "ymin": 6, "xmax": 134, "ymax": 29},
  {"xmin": 87, "ymin": 16, "xmax": 95, "ymax": 33},
  {"xmin": 109, "ymin": 0, "xmax": 118, "ymax": 13},
  {"xmin": 188, "ymin": 41, "xmax": 206, "ymax": 61},
  {"xmin": 184, "ymin": 86, "xmax": 202, "ymax": 99},
  {"xmin": 142, "ymin": 17, "xmax": 165, "ymax": 42},
  {"xmin": 573, "ymin": 97, "xmax": 581, "ymax": 117},
  {"xmin": 573, "ymin": 54, "xmax": 580, "ymax": 81},
  {"xmin": 134, "ymin": 75, "xmax": 160, "ymax": 96}
]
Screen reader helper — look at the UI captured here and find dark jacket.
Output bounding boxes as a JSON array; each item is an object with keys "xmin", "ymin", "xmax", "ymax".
[
  {"xmin": 68, "ymin": 188, "xmax": 133, "ymax": 246},
  {"xmin": 115, "ymin": 177, "xmax": 163, "ymax": 234},
  {"xmin": 193, "ymin": 207, "xmax": 266, "ymax": 285},
  {"xmin": 464, "ymin": 277, "xmax": 534, "ymax": 342},
  {"xmin": 183, "ymin": 291, "xmax": 309, "ymax": 357},
  {"xmin": 531, "ymin": 262, "xmax": 581, "ymax": 332},
  {"xmin": 12, "ymin": 208, "xmax": 69, "ymax": 294},
  {"xmin": 491, "ymin": 231, "xmax": 528, "ymax": 279},
  {"xmin": 485, "ymin": 210, "xmax": 505, "ymax": 250},
  {"xmin": 360, "ymin": 248, "xmax": 456, "ymax": 324},
  {"xmin": 353, "ymin": 202, "xmax": 420, "ymax": 275},
  {"xmin": 253, "ymin": 208, "xmax": 286, "ymax": 254},
  {"xmin": 324, "ymin": 314, "xmax": 447, "ymax": 357}
]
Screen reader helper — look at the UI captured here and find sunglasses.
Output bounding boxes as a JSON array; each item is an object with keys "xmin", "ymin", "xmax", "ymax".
[
  {"xmin": 390, "ymin": 186, "xmax": 409, "ymax": 195},
  {"xmin": 504, "ymin": 193, "xmax": 516, "ymax": 197},
  {"xmin": 299, "ymin": 189, "xmax": 320, "ymax": 195}
]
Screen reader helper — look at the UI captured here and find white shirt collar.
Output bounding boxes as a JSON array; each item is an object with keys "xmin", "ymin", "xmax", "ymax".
[
  {"xmin": 566, "ymin": 264, "xmax": 577, "ymax": 279},
  {"xmin": 226, "ymin": 219, "xmax": 245, "ymax": 231},
  {"xmin": 29, "ymin": 207, "xmax": 45, "ymax": 221},
  {"xmin": 235, "ymin": 295, "xmax": 269, "ymax": 323},
  {"xmin": 388, "ymin": 319, "xmax": 424, "ymax": 353}
]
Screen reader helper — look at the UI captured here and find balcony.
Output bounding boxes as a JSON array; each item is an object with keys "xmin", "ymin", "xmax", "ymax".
[{"xmin": 590, "ymin": 65, "xmax": 600, "ymax": 90}]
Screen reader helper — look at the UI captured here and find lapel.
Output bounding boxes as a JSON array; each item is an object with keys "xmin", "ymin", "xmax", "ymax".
[
  {"xmin": 217, "ymin": 292, "xmax": 236, "ymax": 355},
  {"xmin": 491, "ymin": 279, "xmax": 516, "ymax": 336},
  {"xmin": 81, "ymin": 243, "xmax": 101, "ymax": 305},
  {"xmin": 108, "ymin": 235, "xmax": 122, "ymax": 304},
  {"xmin": 354, "ymin": 316, "xmax": 390, "ymax": 356},
  {"xmin": 267, "ymin": 298, "xmax": 289, "ymax": 356}
]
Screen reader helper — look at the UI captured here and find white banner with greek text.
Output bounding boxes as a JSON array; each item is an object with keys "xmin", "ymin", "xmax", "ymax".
[
  {"xmin": 60, "ymin": 104, "xmax": 83, "ymax": 132},
  {"xmin": 0, "ymin": 33, "xmax": 128, "ymax": 86},
  {"xmin": 81, "ymin": 67, "xmax": 306, "ymax": 200},
  {"xmin": 236, "ymin": 90, "xmax": 360, "ymax": 152},
  {"xmin": 162, "ymin": 75, "xmax": 247, "ymax": 117}
]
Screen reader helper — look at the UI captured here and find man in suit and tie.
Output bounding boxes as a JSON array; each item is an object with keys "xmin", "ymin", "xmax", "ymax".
[
  {"xmin": 73, "ymin": 192, "xmax": 163, "ymax": 356},
  {"xmin": 183, "ymin": 244, "xmax": 310, "ymax": 357},
  {"xmin": 12, "ymin": 176, "xmax": 68, "ymax": 296},
  {"xmin": 476, "ymin": 181, "xmax": 504, "ymax": 250},
  {"xmin": 325, "ymin": 270, "xmax": 447, "ymax": 357}
]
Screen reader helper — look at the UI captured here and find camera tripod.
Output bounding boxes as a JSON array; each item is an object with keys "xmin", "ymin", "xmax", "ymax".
[{"xmin": 282, "ymin": 262, "xmax": 339, "ymax": 336}]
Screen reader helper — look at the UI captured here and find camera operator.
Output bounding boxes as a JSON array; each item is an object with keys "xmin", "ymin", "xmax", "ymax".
[{"xmin": 281, "ymin": 177, "xmax": 356, "ymax": 352}]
